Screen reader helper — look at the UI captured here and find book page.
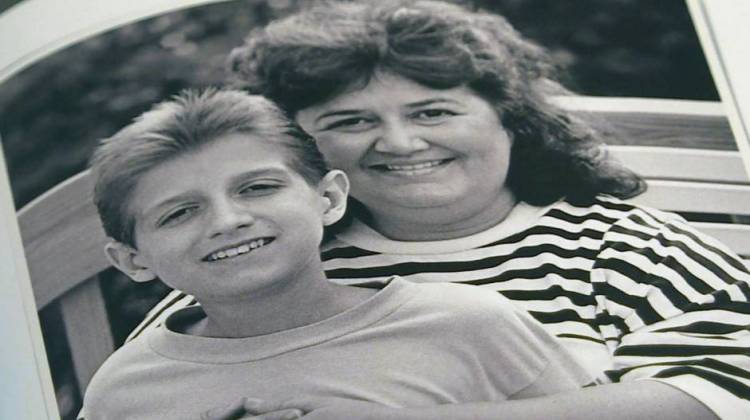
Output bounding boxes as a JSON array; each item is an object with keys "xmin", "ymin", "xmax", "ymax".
[{"xmin": 1, "ymin": 1, "xmax": 748, "ymax": 418}]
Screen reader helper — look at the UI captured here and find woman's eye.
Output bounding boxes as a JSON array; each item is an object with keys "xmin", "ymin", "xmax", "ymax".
[
  {"xmin": 323, "ymin": 117, "xmax": 374, "ymax": 132},
  {"xmin": 158, "ymin": 207, "xmax": 196, "ymax": 227},
  {"xmin": 412, "ymin": 109, "xmax": 456, "ymax": 122}
]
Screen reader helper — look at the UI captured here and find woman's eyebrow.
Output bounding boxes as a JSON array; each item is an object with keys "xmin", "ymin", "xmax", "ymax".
[
  {"xmin": 315, "ymin": 98, "xmax": 460, "ymax": 123},
  {"xmin": 405, "ymin": 98, "xmax": 460, "ymax": 108}
]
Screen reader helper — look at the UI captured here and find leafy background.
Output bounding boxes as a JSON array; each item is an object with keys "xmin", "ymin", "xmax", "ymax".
[{"xmin": 0, "ymin": 1, "xmax": 720, "ymax": 418}]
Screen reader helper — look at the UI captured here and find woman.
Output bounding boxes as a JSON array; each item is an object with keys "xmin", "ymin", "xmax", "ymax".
[{"xmin": 133, "ymin": 1, "xmax": 749, "ymax": 419}]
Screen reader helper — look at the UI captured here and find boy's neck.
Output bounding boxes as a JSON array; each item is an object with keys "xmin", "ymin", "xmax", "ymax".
[{"xmin": 188, "ymin": 273, "xmax": 377, "ymax": 339}]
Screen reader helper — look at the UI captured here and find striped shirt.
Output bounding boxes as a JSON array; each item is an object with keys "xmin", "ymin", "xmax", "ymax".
[{"xmin": 128, "ymin": 196, "xmax": 750, "ymax": 419}]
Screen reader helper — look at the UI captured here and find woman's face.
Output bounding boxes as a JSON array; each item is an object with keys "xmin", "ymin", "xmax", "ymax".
[{"xmin": 295, "ymin": 72, "xmax": 516, "ymax": 238}]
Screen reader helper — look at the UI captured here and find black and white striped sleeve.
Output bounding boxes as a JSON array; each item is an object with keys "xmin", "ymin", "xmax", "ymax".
[
  {"xmin": 124, "ymin": 290, "xmax": 197, "ymax": 342},
  {"xmin": 590, "ymin": 206, "xmax": 750, "ymax": 419}
]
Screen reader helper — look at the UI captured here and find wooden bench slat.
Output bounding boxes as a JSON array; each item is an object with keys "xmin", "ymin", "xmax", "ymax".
[
  {"xmin": 630, "ymin": 180, "xmax": 750, "ymax": 216},
  {"xmin": 557, "ymin": 96, "xmax": 737, "ymax": 150},
  {"xmin": 607, "ymin": 146, "xmax": 749, "ymax": 184},
  {"xmin": 554, "ymin": 96, "xmax": 727, "ymax": 116},
  {"xmin": 17, "ymin": 170, "xmax": 110, "ymax": 308},
  {"xmin": 692, "ymin": 222, "xmax": 750, "ymax": 257},
  {"xmin": 59, "ymin": 275, "xmax": 114, "ymax": 391}
]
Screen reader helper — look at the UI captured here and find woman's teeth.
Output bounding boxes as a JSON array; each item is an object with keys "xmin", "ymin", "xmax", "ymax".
[
  {"xmin": 377, "ymin": 159, "xmax": 451, "ymax": 175},
  {"xmin": 207, "ymin": 238, "xmax": 271, "ymax": 261},
  {"xmin": 384, "ymin": 160, "xmax": 444, "ymax": 171}
]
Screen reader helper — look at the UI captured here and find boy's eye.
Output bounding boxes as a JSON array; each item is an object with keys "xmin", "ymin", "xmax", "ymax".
[
  {"xmin": 323, "ymin": 117, "xmax": 375, "ymax": 132},
  {"xmin": 158, "ymin": 206, "xmax": 197, "ymax": 227},
  {"xmin": 237, "ymin": 182, "xmax": 282, "ymax": 195},
  {"xmin": 411, "ymin": 109, "xmax": 457, "ymax": 123}
]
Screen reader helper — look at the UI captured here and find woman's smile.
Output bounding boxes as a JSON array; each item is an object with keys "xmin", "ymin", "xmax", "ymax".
[{"xmin": 367, "ymin": 157, "xmax": 455, "ymax": 177}]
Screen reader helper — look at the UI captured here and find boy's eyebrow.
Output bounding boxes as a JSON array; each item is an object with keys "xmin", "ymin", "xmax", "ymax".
[
  {"xmin": 314, "ymin": 97, "xmax": 460, "ymax": 123},
  {"xmin": 228, "ymin": 167, "xmax": 291, "ymax": 185},
  {"xmin": 141, "ymin": 167, "xmax": 291, "ymax": 219},
  {"xmin": 138, "ymin": 191, "xmax": 200, "ymax": 224}
]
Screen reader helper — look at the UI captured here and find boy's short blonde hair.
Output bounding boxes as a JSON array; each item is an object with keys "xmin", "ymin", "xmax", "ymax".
[{"xmin": 90, "ymin": 88, "xmax": 327, "ymax": 247}]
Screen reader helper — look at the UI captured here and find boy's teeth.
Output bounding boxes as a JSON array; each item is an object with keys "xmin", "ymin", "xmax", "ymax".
[{"xmin": 209, "ymin": 238, "xmax": 269, "ymax": 261}]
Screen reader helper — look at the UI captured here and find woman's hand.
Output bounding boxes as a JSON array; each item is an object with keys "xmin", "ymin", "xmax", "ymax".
[
  {"xmin": 201, "ymin": 382, "xmax": 717, "ymax": 420},
  {"xmin": 201, "ymin": 397, "xmax": 302, "ymax": 420}
]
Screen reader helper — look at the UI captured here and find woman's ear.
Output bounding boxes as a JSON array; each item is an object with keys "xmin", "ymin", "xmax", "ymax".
[
  {"xmin": 318, "ymin": 170, "xmax": 350, "ymax": 226},
  {"xmin": 104, "ymin": 241, "xmax": 156, "ymax": 283}
]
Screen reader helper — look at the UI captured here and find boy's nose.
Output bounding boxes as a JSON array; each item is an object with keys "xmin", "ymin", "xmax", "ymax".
[
  {"xmin": 209, "ymin": 201, "xmax": 255, "ymax": 238},
  {"xmin": 374, "ymin": 123, "xmax": 429, "ymax": 154}
]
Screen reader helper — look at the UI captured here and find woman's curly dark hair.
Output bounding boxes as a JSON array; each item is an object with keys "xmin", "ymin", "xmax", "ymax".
[{"xmin": 228, "ymin": 0, "xmax": 645, "ymax": 207}]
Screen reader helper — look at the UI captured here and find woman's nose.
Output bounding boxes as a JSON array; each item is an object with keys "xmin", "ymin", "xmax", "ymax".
[
  {"xmin": 374, "ymin": 123, "xmax": 429, "ymax": 154},
  {"xmin": 208, "ymin": 199, "xmax": 255, "ymax": 238}
]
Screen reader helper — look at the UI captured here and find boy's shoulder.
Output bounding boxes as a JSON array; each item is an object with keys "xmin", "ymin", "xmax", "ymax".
[{"xmin": 83, "ymin": 329, "xmax": 161, "ymax": 405}]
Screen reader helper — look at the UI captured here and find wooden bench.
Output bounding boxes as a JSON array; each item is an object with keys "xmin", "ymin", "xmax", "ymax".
[
  {"xmin": 608, "ymin": 145, "xmax": 750, "ymax": 256},
  {"xmin": 18, "ymin": 170, "xmax": 111, "ymax": 394},
  {"xmin": 555, "ymin": 96, "xmax": 750, "ymax": 257},
  {"xmin": 16, "ymin": 96, "xmax": 750, "ymax": 404}
]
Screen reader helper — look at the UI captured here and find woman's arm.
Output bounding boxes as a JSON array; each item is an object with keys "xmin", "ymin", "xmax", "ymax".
[
  {"xmin": 215, "ymin": 381, "xmax": 715, "ymax": 420},
  {"xmin": 585, "ymin": 209, "xmax": 750, "ymax": 420},
  {"xmin": 395, "ymin": 380, "xmax": 716, "ymax": 420}
]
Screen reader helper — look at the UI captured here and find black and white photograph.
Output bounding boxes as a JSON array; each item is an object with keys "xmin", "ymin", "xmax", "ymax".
[{"xmin": 1, "ymin": 1, "xmax": 749, "ymax": 419}]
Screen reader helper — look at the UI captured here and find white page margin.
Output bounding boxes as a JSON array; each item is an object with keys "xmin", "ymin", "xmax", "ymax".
[
  {"xmin": 0, "ymin": 1, "xmax": 232, "ymax": 418},
  {"xmin": 688, "ymin": 0, "xmax": 750, "ymax": 179}
]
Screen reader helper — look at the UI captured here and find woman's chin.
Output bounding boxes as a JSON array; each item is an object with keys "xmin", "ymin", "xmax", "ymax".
[
  {"xmin": 377, "ymin": 189, "xmax": 465, "ymax": 210},
  {"xmin": 361, "ymin": 185, "xmax": 516, "ymax": 229}
]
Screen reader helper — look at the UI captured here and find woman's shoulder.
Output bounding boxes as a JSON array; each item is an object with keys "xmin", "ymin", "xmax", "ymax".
[
  {"xmin": 575, "ymin": 196, "xmax": 749, "ymax": 278},
  {"xmin": 549, "ymin": 195, "xmax": 686, "ymax": 227}
]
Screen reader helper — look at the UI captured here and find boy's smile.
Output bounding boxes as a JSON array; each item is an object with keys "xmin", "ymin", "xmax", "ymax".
[
  {"xmin": 119, "ymin": 133, "xmax": 341, "ymax": 302},
  {"xmin": 203, "ymin": 237, "xmax": 275, "ymax": 262}
]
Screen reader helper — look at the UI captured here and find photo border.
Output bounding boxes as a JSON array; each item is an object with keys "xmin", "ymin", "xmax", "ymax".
[
  {"xmin": 1, "ymin": 1, "xmax": 749, "ymax": 418},
  {"xmin": 687, "ymin": 0, "xmax": 750, "ymax": 175}
]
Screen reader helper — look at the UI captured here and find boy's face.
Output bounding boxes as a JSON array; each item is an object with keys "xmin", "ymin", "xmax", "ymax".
[{"xmin": 107, "ymin": 133, "xmax": 347, "ymax": 302}]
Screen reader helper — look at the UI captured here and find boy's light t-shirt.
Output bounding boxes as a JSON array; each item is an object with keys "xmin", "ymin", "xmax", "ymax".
[{"xmin": 82, "ymin": 278, "xmax": 592, "ymax": 420}]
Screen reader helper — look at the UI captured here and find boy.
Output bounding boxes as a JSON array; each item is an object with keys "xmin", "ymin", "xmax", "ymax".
[{"xmin": 81, "ymin": 89, "xmax": 591, "ymax": 419}]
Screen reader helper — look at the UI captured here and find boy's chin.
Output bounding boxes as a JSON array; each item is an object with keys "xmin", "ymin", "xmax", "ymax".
[{"xmin": 194, "ymin": 273, "xmax": 292, "ymax": 302}]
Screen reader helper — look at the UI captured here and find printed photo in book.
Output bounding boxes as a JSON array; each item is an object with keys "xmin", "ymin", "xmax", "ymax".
[{"xmin": 1, "ymin": 1, "xmax": 748, "ymax": 419}]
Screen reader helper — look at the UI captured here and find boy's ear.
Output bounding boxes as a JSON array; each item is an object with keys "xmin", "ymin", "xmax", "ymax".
[
  {"xmin": 318, "ymin": 170, "xmax": 349, "ymax": 226},
  {"xmin": 104, "ymin": 241, "xmax": 156, "ymax": 283}
]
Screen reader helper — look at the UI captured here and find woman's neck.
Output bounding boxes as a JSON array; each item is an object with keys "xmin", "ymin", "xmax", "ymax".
[{"xmin": 368, "ymin": 193, "xmax": 518, "ymax": 242}]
